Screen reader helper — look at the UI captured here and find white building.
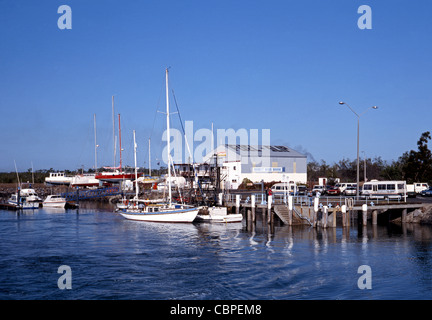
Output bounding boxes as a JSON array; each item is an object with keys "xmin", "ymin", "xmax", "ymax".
[{"xmin": 203, "ymin": 144, "xmax": 307, "ymax": 189}]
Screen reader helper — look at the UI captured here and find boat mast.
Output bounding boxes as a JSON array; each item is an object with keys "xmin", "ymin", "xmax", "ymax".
[
  {"xmin": 118, "ymin": 113, "xmax": 122, "ymax": 172},
  {"xmin": 112, "ymin": 96, "xmax": 116, "ymax": 170},
  {"xmin": 94, "ymin": 113, "xmax": 98, "ymax": 172},
  {"xmin": 149, "ymin": 138, "xmax": 151, "ymax": 176},
  {"xmin": 133, "ymin": 130, "xmax": 139, "ymax": 199},
  {"xmin": 166, "ymin": 68, "xmax": 172, "ymax": 205}
]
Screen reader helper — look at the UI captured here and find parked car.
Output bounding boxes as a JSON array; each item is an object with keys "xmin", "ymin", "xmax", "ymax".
[
  {"xmin": 297, "ymin": 185, "xmax": 308, "ymax": 196},
  {"xmin": 312, "ymin": 185, "xmax": 326, "ymax": 195},
  {"xmin": 327, "ymin": 186, "xmax": 341, "ymax": 196},
  {"xmin": 344, "ymin": 186, "xmax": 357, "ymax": 196},
  {"xmin": 421, "ymin": 187, "xmax": 432, "ymax": 197}
]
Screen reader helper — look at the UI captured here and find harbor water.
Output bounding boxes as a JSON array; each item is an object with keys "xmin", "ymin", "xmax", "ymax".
[{"xmin": 0, "ymin": 203, "xmax": 432, "ymax": 300}]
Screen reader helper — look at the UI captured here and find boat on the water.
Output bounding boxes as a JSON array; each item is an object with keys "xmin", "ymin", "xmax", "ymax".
[
  {"xmin": 8, "ymin": 189, "xmax": 41, "ymax": 209},
  {"xmin": 195, "ymin": 206, "xmax": 243, "ymax": 223},
  {"xmin": 117, "ymin": 69, "xmax": 199, "ymax": 223},
  {"xmin": 117, "ymin": 199, "xmax": 199, "ymax": 222},
  {"xmin": 43, "ymin": 194, "xmax": 67, "ymax": 208},
  {"xmin": 19, "ymin": 188, "xmax": 42, "ymax": 203}
]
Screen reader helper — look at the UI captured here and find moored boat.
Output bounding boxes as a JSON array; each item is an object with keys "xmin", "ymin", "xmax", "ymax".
[
  {"xmin": 195, "ymin": 206, "xmax": 243, "ymax": 223},
  {"xmin": 7, "ymin": 192, "xmax": 40, "ymax": 209},
  {"xmin": 43, "ymin": 195, "xmax": 67, "ymax": 208},
  {"xmin": 117, "ymin": 69, "xmax": 199, "ymax": 223}
]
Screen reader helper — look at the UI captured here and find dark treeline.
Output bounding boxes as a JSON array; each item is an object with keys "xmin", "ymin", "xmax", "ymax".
[
  {"xmin": 308, "ymin": 132, "xmax": 432, "ymax": 185},
  {"xmin": 0, "ymin": 167, "xmax": 168, "ymax": 184},
  {"xmin": 2, "ymin": 132, "xmax": 432, "ymax": 186}
]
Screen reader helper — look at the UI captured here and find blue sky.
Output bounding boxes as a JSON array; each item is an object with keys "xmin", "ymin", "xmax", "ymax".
[{"xmin": 1, "ymin": 0, "xmax": 432, "ymax": 171}]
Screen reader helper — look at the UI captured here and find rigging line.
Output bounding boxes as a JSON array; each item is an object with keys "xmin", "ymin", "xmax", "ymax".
[
  {"xmin": 171, "ymin": 89, "xmax": 205, "ymax": 200},
  {"xmin": 172, "ymin": 89, "xmax": 186, "ymax": 134},
  {"xmin": 143, "ymin": 75, "xmax": 166, "ymax": 169},
  {"xmin": 172, "ymin": 89, "xmax": 193, "ymax": 163}
]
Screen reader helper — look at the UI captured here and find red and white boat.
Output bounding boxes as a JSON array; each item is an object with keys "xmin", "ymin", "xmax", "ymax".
[{"xmin": 95, "ymin": 169, "xmax": 142, "ymax": 183}]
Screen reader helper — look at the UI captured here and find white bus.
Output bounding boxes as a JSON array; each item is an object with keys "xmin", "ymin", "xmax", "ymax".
[{"xmin": 361, "ymin": 180, "xmax": 407, "ymax": 200}]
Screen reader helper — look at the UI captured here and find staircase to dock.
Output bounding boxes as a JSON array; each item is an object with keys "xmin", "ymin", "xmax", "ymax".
[{"xmin": 273, "ymin": 205, "xmax": 312, "ymax": 226}]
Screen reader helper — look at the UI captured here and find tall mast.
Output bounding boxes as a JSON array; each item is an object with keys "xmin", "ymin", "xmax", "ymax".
[
  {"xmin": 149, "ymin": 138, "xmax": 151, "ymax": 176},
  {"xmin": 166, "ymin": 68, "xmax": 172, "ymax": 205},
  {"xmin": 133, "ymin": 130, "xmax": 139, "ymax": 199},
  {"xmin": 118, "ymin": 113, "xmax": 122, "ymax": 172},
  {"xmin": 112, "ymin": 96, "xmax": 116, "ymax": 169},
  {"xmin": 94, "ymin": 113, "xmax": 98, "ymax": 172}
]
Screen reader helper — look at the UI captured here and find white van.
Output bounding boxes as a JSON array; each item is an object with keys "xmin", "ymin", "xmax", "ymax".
[
  {"xmin": 335, "ymin": 183, "xmax": 357, "ymax": 193},
  {"xmin": 271, "ymin": 182, "xmax": 297, "ymax": 195}
]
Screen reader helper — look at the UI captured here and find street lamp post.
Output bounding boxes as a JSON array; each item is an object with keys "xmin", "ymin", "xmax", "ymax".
[
  {"xmin": 362, "ymin": 151, "xmax": 367, "ymax": 182},
  {"xmin": 339, "ymin": 102, "xmax": 378, "ymax": 197}
]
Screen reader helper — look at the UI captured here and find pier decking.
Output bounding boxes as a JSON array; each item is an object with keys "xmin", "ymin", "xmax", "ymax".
[{"xmin": 222, "ymin": 193, "xmax": 426, "ymax": 228}]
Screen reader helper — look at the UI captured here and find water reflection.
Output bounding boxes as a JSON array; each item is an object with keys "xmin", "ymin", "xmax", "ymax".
[{"xmin": 2, "ymin": 202, "xmax": 432, "ymax": 299}]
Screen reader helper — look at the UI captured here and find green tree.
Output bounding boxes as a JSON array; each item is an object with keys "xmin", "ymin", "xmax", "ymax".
[{"xmin": 401, "ymin": 132, "xmax": 432, "ymax": 183}]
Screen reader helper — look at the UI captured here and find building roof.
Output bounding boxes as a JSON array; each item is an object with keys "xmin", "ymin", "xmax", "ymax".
[{"xmin": 225, "ymin": 144, "xmax": 306, "ymax": 158}]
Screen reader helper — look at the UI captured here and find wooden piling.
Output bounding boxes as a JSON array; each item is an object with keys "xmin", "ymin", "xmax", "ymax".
[
  {"xmin": 372, "ymin": 210, "xmax": 378, "ymax": 225},
  {"xmin": 313, "ymin": 197, "xmax": 319, "ymax": 228},
  {"xmin": 362, "ymin": 204, "xmax": 368, "ymax": 226},
  {"xmin": 402, "ymin": 208, "xmax": 407, "ymax": 223},
  {"xmin": 235, "ymin": 194, "xmax": 240, "ymax": 215},
  {"xmin": 323, "ymin": 205, "xmax": 328, "ymax": 228},
  {"xmin": 342, "ymin": 205, "xmax": 347, "ymax": 227},
  {"xmin": 251, "ymin": 195, "xmax": 256, "ymax": 223},
  {"xmin": 288, "ymin": 195, "xmax": 293, "ymax": 226}
]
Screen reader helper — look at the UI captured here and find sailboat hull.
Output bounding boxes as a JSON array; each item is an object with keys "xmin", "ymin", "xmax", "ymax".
[{"xmin": 119, "ymin": 207, "xmax": 199, "ymax": 223}]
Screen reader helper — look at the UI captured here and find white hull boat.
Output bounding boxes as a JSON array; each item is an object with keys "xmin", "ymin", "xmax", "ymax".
[
  {"xmin": 195, "ymin": 206, "xmax": 243, "ymax": 223},
  {"xmin": 70, "ymin": 174, "xmax": 100, "ymax": 188},
  {"xmin": 118, "ymin": 201, "xmax": 199, "ymax": 223},
  {"xmin": 8, "ymin": 194, "xmax": 40, "ymax": 209},
  {"xmin": 43, "ymin": 195, "xmax": 67, "ymax": 208},
  {"xmin": 117, "ymin": 69, "xmax": 199, "ymax": 224},
  {"xmin": 119, "ymin": 207, "xmax": 199, "ymax": 223},
  {"xmin": 45, "ymin": 172, "xmax": 72, "ymax": 185}
]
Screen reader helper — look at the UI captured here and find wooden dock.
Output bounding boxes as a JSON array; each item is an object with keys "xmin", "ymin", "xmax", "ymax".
[{"xmin": 223, "ymin": 193, "xmax": 426, "ymax": 228}]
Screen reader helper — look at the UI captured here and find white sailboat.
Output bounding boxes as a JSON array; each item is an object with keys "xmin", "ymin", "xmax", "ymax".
[{"xmin": 117, "ymin": 69, "xmax": 199, "ymax": 223}]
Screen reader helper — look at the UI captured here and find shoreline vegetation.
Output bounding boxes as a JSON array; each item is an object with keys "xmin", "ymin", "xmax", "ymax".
[{"xmin": 2, "ymin": 131, "xmax": 432, "ymax": 189}]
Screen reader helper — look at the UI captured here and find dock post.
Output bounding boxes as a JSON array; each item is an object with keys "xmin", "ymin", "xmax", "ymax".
[
  {"xmin": 313, "ymin": 197, "xmax": 319, "ymax": 228},
  {"xmin": 251, "ymin": 194, "xmax": 256, "ymax": 223},
  {"xmin": 372, "ymin": 210, "xmax": 378, "ymax": 225},
  {"xmin": 267, "ymin": 195, "xmax": 272, "ymax": 224},
  {"xmin": 247, "ymin": 209, "xmax": 252, "ymax": 227},
  {"xmin": 342, "ymin": 205, "xmax": 347, "ymax": 227},
  {"xmin": 218, "ymin": 193, "xmax": 223, "ymax": 206},
  {"xmin": 288, "ymin": 195, "xmax": 293, "ymax": 226},
  {"xmin": 235, "ymin": 195, "xmax": 240, "ymax": 216},
  {"xmin": 333, "ymin": 208, "xmax": 337, "ymax": 227},
  {"xmin": 402, "ymin": 208, "xmax": 407, "ymax": 223},
  {"xmin": 362, "ymin": 204, "xmax": 368, "ymax": 226},
  {"xmin": 323, "ymin": 205, "xmax": 328, "ymax": 228}
]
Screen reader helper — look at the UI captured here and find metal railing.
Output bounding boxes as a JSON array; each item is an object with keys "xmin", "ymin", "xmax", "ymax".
[{"xmin": 224, "ymin": 193, "xmax": 407, "ymax": 208}]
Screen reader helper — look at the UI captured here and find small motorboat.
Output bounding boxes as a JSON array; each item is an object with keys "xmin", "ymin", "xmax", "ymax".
[
  {"xmin": 195, "ymin": 206, "xmax": 243, "ymax": 223},
  {"xmin": 43, "ymin": 195, "xmax": 67, "ymax": 208}
]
